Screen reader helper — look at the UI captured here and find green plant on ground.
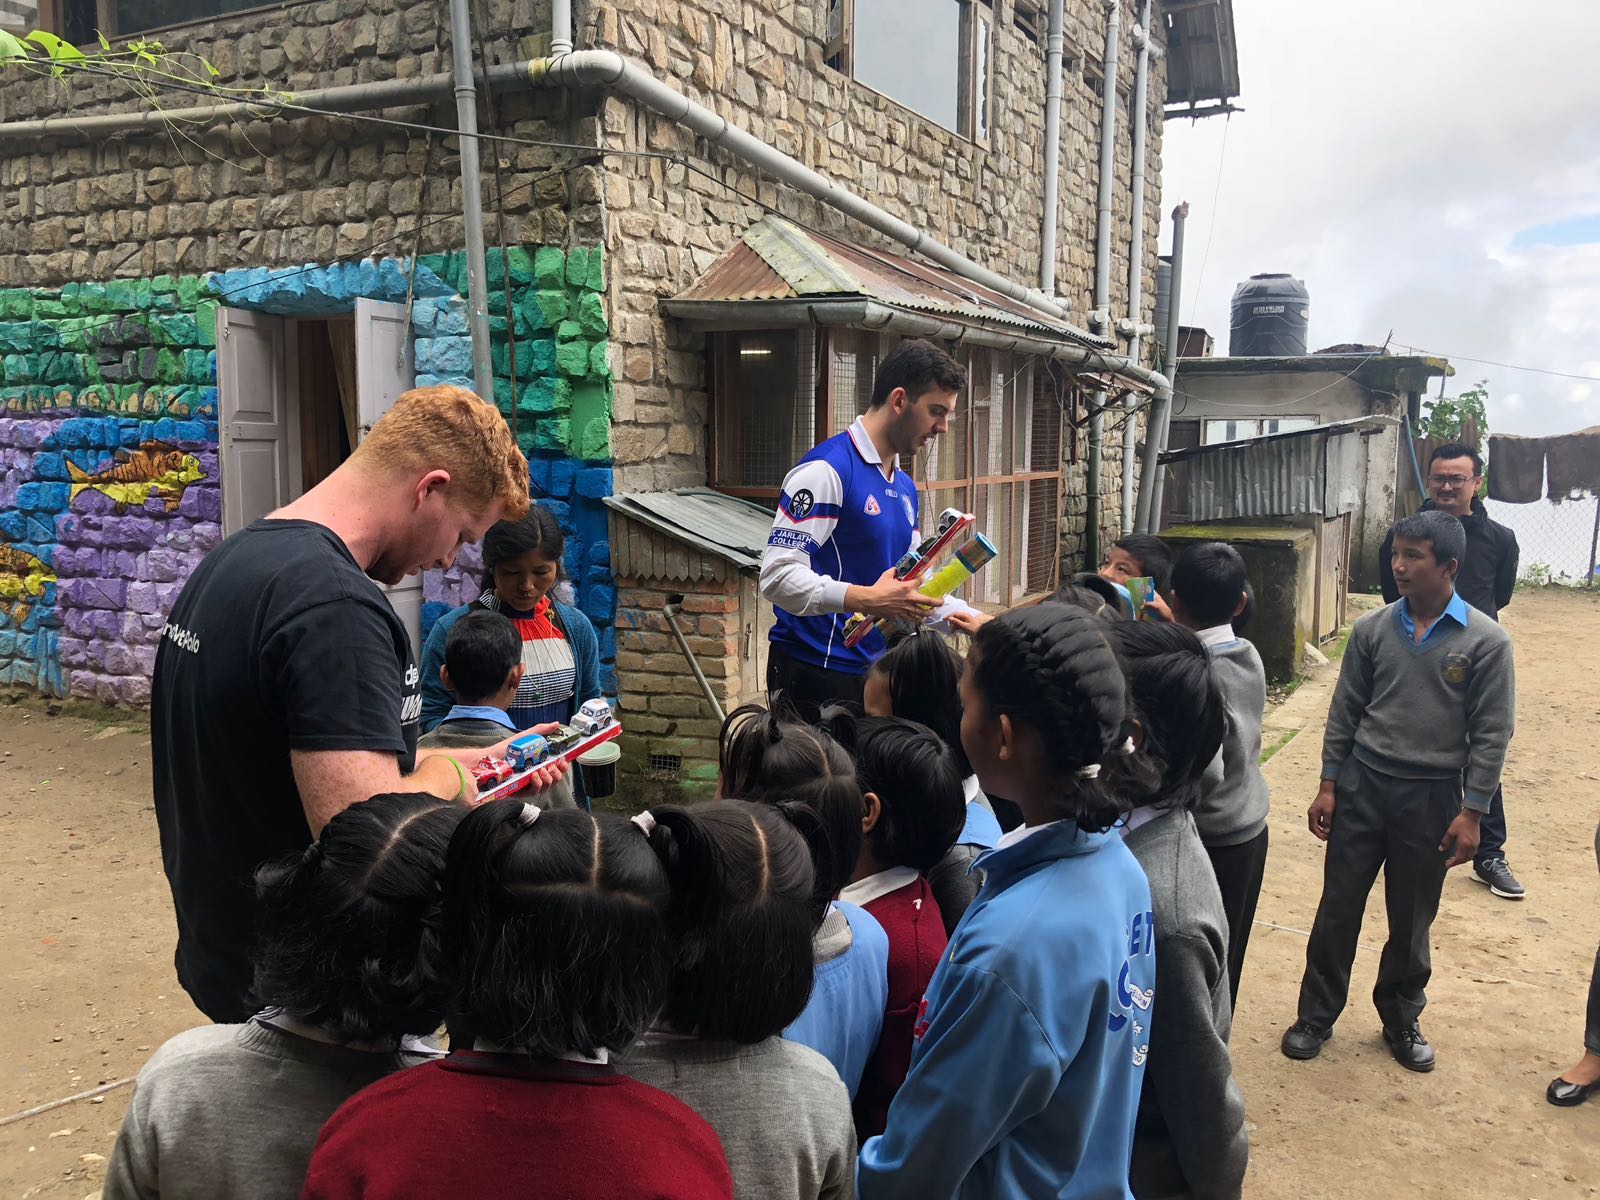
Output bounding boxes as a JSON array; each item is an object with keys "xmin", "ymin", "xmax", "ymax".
[{"xmin": 1259, "ymin": 727, "xmax": 1300, "ymax": 766}]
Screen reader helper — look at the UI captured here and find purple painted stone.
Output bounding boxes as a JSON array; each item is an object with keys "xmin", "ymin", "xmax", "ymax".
[
  {"xmin": 68, "ymin": 670, "xmax": 98, "ymax": 699},
  {"xmin": 103, "ymin": 644, "xmax": 135, "ymax": 675},
  {"xmin": 74, "ymin": 489, "xmax": 117, "ymax": 516},
  {"xmin": 61, "ymin": 609, "xmax": 95, "ymax": 637},
  {"xmin": 127, "ymin": 582, "xmax": 161, "ymax": 614},
  {"xmin": 122, "ymin": 676, "xmax": 152, "ymax": 706},
  {"xmin": 91, "ymin": 611, "xmax": 122, "ymax": 638},
  {"xmin": 62, "ymin": 577, "xmax": 127, "ymax": 609},
  {"xmin": 57, "ymin": 637, "xmax": 88, "ymax": 667},
  {"xmin": 14, "ymin": 421, "xmax": 50, "ymax": 449},
  {"xmin": 144, "ymin": 547, "xmax": 184, "ymax": 583},
  {"xmin": 132, "ymin": 645, "xmax": 157, "ymax": 674},
  {"xmin": 192, "ymin": 522, "xmax": 222, "ymax": 551}
]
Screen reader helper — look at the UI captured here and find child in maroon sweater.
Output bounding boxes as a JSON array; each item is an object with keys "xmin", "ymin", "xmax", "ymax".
[
  {"xmin": 838, "ymin": 715, "xmax": 967, "ymax": 1139},
  {"xmin": 300, "ymin": 801, "xmax": 732, "ymax": 1200}
]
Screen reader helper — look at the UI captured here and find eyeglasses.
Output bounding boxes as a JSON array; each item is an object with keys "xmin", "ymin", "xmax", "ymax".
[{"xmin": 1428, "ymin": 475, "xmax": 1476, "ymax": 488}]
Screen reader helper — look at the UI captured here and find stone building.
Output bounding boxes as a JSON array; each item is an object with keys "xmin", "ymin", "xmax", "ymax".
[{"xmin": 0, "ymin": 0, "xmax": 1240, "ymax": 789}]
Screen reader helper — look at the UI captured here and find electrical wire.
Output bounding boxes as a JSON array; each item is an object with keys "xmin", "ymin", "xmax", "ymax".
[
  {"xmin": 1185, "ymin": 111, "xmax": 1229, "ymax": 323},
  {"xmin": 1391, "ymin": 342, "xmax": 1600, "ymax": 384}
]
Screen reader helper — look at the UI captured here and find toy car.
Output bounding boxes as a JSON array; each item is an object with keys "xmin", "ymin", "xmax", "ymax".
[
  {"xmin": 505, "ymin": 734, "xmax": 550, "ymax": 772},
  {"xmin": 470, "ymin": 756, "xmax": 516, "ymax": 789},
  {"xmin": 572, "ymin": 698, "xmax": 617, "ymax": 736}
]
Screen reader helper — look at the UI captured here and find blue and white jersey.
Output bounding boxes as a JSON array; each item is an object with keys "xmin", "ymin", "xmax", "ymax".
[{"xmin": 761, "ymin": 417, "xmax": 919, "ymax": 676}]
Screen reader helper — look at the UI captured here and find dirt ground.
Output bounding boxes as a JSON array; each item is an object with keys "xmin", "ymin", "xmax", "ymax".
[{"xmin": 1, "ymin": 588, "xmax": 1597, "ymax": 1198}]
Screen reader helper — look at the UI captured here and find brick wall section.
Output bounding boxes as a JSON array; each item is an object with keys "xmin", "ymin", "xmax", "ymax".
[{"xmin": 612, "ymin": 579, "xmax": 741, "ymax": 801}]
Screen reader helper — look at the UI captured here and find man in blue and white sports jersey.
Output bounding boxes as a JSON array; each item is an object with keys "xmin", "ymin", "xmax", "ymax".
[{"xmin": 760, "ymin": 339, "xmax": 966, "ymax": 720}]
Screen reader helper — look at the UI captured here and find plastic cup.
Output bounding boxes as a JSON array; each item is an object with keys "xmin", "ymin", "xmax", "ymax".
[{"xmin": 577, "ymin": 740, "xmax": 622, "ymax": 799}]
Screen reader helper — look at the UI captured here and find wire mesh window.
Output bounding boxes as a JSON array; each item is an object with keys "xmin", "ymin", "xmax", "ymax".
[{"xmin": 710, "ymin": 329, "xmax": 1063, "ymax": 603}]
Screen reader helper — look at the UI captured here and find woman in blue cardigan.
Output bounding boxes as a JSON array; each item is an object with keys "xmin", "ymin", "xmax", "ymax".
[{"xmin": 420, "ymin": 507, "xmax": 601, "ymax": 805}]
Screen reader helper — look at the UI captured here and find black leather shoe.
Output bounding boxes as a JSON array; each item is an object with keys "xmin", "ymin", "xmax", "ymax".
[
  {"xmin": 1281, "ymin": 1020, "xmax": 1332, "ymax": 1060},
  {"xmin": 1547, "ymin": 1077, "xmax": 1598, "ymax": 1107},
  {"xmin": 1383, "ymin": 1025, "xmax": 1436, "ymax": 1072}
]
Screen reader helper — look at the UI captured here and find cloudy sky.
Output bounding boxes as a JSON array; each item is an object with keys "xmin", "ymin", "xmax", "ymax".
[{"xmin": 1159, "ymin": 0, "xmax": 1600, "ymax": 438}]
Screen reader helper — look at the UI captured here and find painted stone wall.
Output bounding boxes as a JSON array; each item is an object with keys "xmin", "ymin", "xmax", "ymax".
[{"xmin": 0, "ymin": 246, "xmax": 619, "ymax": 706}]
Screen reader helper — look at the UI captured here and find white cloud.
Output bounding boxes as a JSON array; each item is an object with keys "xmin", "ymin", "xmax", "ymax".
[{"xmin": 1160, "ymin": 0, "xmax": 1600, "ymax": 438}]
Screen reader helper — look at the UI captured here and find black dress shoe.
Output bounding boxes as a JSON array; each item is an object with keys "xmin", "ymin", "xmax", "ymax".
[
  {"xmin": 1547, "ymin": 1077, "xmax": 1599, "ymax": 1107},
  {"xmin": 1383, "ymin": 1025, "xmax": 1436, "ymax": 1072},
  {"xmin": 1281, "ymin": 1020, "xmax": 1332, "ymax": 1060}
]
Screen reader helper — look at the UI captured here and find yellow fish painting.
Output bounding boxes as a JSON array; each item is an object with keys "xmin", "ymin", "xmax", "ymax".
[
  {"xmin": 67, "ymin": 441, "xmax": 205, "ymax": 513},
  {"xmin": 0, "ymin": 544, "xmax": 56, "ymax": 627}
]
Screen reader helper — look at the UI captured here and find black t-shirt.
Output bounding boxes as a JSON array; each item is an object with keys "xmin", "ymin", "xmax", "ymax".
[{"xmin": 151, "ymin": 519, "xmax": 420, "ymax": 1022}]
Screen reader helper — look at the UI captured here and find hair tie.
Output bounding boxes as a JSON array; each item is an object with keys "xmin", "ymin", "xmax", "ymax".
[
  {"xmin": 1120, "ymin": 737, "xmax": 1136, "ymax": 756},
  {"xmin": 517, "ymin": 803, "xmax": 542, "ymax": 828},
  {"xmin": 631, "ymin": 810, "xmax": 657, "ymax": 836},
  {"xmin": 1077, "ymin": 763, "xmax": 1103, "ymax": 780}
]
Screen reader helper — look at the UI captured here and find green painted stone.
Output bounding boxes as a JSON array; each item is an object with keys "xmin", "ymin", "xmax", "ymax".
[
  {"xmin": 115, "ymin": 383, "xmax": 140, "ymax": 409},
  {"xmin": 155, "ymin": 348, "xmax": 186, "ymax": 384},
  {"xmin": 565, "ymin": 247, "xmax": 588, "ymax": 288},
  {"xmin": 195, "ymin": 300, "xmax": 218, "ymax": 347},
  {"xmin": 555, "ymin": 337, "xmax": 590, "ymax": 379},
  {"xmin": 588, "ymin": 341, "xmax": 611, "ymax": 379},
  {"xmin": 105, "ymin": 281, "xmax": 140, "ymax": 312},
  {"xmin": 530, "ymin": 337, "xmax": 556, "ymax": 375},
  {"xmin": 585, "ymin": 245, "xmax": 606, "ymax": 293},
  {"xmin": 535, "ymin": 289, "xmax": 570, "ymax": 328},
  {"xmin": 32, "ymin": 299, "xmax": 69, "ymax": 319},
  {"xmin": 575, "ymin": 291, "xmax": 607, "ymax": 338},
  {"xmin": 177, "ymin": 276, "xmax": 203, "ymax": 306},
  {"xmin": 140, "ymin": 389, "xmax": 163, "ymax": 415},
  {"xmin": 77, "ymin": 283, "xmax": 109, "ymax": 314},
  {"xmin": 156, "ymin": 313, "xmax": 200, "ymax": 346},
  {"xmin": 3, "ymin": 354, "xmax": 36, "ymax": 384},
  {"xmin": 0, "ymin": 290, "xmax": 33, "ymax": 319},
  {"xmin": 505, "ymin": 247, "xmax": 535, "ymax": 285},
  {"xmin": 575, "ymin": 415, "xmax": 611, "ymax": 461},
  {"xmin": 533, "ymin": 416, "xmax": 570, "ymax": 452},
  {"xmin": 183, "ymin": 349, "xmax": 213, "ymax": 383},
  {"xmin": 149, "ymin": 274, "xmax": 177, "ymax": 294},
  {"xmin": 78, "ymin": 385, "xmax": 110, "ymax": 410},
  {"xmin": 569, "ymin": 378, "xmax": 610, "ymax": 426},
  {"xmin": 533, "ymin": 247, "xmax": 565, "ymax": 288},
  {"xmin": 519, "ymin": 377, "xmax": 571, "ymax": 415}
]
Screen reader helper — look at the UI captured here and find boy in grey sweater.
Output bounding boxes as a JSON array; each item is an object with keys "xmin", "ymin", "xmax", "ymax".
[
  {"xmin": 1173, "ymin": 543, "xmax": 1272, "ymax": 1011},
  {"xmin": 1283, "ymin": 510, "xmax": 1515, "ymax": 1074}
]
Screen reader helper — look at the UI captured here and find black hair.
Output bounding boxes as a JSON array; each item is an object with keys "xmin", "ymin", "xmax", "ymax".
[
  {"xmin": 442, "ymin": 801, "xmax": 671, "ymax": 1059},
  {"xmin": 1233, "ymin": 581, "xmax": 1256, "ymax": 635},
  {"xmin": 1050, "ymin": 574, "xmax": 1125, "ymax": 620},
  {"xmin": 481, "ymin": 506, "xmax": 565, "ymax": 585},
  {"xmin": 969, "ymin": 605, "xmax": 1135, "ymax": 832},
  {"xmin": 868, "ymin": 338, "xmax": 967, "ymax": 408},
  {"xmin": 1170, "ymin": 542, "xmax": 1249, "ymax": 628},
  {"xmin": 866, "ymin": 632, "xmax": 973, "ymax": 776},
  {"xmin": 1392, "ymin": 509, "xmax": 1466, "ymax": 568},
  {"xmin": 443, "ymin": 609, "xmax": 522, "ymax": 704},
  {"xmin": 847, "ymin": 716, "xmax": 966, "ymax": 872},
  {"xmin": 1428, "ymin": 442, "xmax": 1483, "ymax": 476},
  {"xmin": 717, "ymin": 703, "xmax": 863, "ymax": 924},
  {"xmin": 1102, "ymin": 622, "xmax": 1226, "ymax": 812},
  {"xmin": 1112, "ymin": 533, "xmax": 1174, "ymax": 592},
  {"xmin": 252, "ymin": 793, "xmax": 464, "ymax": 1045},
  {"xmin": 642, "ymin": 800, "xmax": 816, "ymax": 1043}
]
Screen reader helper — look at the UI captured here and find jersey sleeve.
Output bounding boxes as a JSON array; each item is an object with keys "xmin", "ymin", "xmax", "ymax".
[
  {"xmin": 760, "ymin": 457, "xmax": 854, "ymax": 616},
  {"xmin": 261, "ymin": 598, "xmax": 411, "ymax": 756}
]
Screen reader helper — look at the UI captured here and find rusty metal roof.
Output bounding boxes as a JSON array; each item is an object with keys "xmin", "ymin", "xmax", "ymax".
[{"xmin": 675, "ymin": 215, "xmax": 1110, "ymax": 348}]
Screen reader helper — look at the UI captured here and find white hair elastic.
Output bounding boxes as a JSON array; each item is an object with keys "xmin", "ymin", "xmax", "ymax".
[
  {"xmin": 631, "ymin": 810, "xmax": 657, "ymax": 835},
  {"xmin": 517, "ymin": 803, "xmax": 542, "ymax": 828},
  {"xmin": 1077, "ymin": 763, "xmax": 1103, "ymax": 779},
  {"xmin": 1120, "ymin": 737, "xmax": 1136, "ymax": 755}
]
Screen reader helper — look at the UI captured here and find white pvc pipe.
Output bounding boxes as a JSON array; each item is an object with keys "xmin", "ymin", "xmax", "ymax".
[
  {"xmin": 1119, "ymin": 0, "xmax": 1152, "ymax": 533},
  {"xmin": 551, "ymin": 0, "xmax": 573, "ymax": 56},
  {"xmin": 447, "ymin": 0, "xmax": 495, "ymax": 402},
  {"xmin": 1084, "ymin": 0, "xmax": 1121, "ymax": 562},
  {"xmin": 1137, "ymin": 201, "xmax": 1190, "ymax": 532},
  {"xmin": 1040, "ymin": 0, "xmax": 1066, "ymax": 295}
]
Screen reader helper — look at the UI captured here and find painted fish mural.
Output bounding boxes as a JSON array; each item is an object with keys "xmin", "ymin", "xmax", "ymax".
[
  {"xmin": 67, "ymin": 442, "xmax": 205, "ymax": 513},
  {"xmin": 0, "ymin": 544, "xmax": 56, "ymax": 627}
]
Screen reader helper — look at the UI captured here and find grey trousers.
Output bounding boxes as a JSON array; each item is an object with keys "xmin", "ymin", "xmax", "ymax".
[{"xmin": 1297, "ymin": 757, "xmax": 1461, "ymax": 1031}]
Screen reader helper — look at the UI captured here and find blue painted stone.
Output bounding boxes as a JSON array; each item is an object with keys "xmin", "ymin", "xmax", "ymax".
[
  {"xmin": 583, "ymin": 583, "xmax": 616, "ymax": 623},
  {"xmin": 175, "ymin": 421, "xmax": 208, "ymax": 443},
  {"xmin": 600, "ymin": 625, "xmax": 616, "ymax": 660},
  {"xmin": 575, "ymin": 466, "xmax": 613, "ymax": 500},
  {"xmin": 32, "ymin": 452, "xmax": 67, "ymax": 481},
  {"xmin": 526, "ymin": 456, "xmax": 552, "ymax": 497},
  {"xmin": 540, "ymin": 499, "xmax": 571, "ymax": 528},
  {"xmin": 16, "ymin": 482, "xmax": 70, "ymax": 512},
  {"xmin": 548, "ymin": 458, "xmax": 577, "ymax": 498}
]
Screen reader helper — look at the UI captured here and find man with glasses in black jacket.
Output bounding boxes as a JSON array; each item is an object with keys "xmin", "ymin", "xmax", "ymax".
[{"xmin": 1380, "ymin": 442, "xmax": 1523, "ymax": 899}]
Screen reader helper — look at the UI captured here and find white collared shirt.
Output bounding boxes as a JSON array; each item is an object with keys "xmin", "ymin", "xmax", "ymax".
[
  {"xmin": 994, "ymin": 820, "xmax": 1063, "ymax": 851},
  {"xmin": 1195, "ymin": 624, "xmax": 1239, "ymax": 650},
  {"xmin": 840, "ymin": 865, "xmax": 921, "ymax": 908}
]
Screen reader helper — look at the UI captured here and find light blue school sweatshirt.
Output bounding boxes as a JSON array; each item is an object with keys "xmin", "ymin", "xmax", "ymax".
[
  {"xmin": 858, "ymin": 821, "xmax": 1156, "ymax": 1200},
  {"xmin": 785, "ymin": 901, "xmax": 889, "ymax": 1099}
]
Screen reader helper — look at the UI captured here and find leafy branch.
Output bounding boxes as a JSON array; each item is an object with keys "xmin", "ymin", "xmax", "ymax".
[{"xmin": 1419, "ymin": 378, "xmax": 1490, "ymax": 447}]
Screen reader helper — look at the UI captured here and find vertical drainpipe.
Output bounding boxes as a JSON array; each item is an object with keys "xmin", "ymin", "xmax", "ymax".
[
  {"xmin": 1084, "ymin": 0, "xmax": 1121, "ymax": 565},
  {"xmin": 447, "ymin": 0, "xmax": 496, "ymax": 403},
  {"xmin": 1118, "ymin": 0, "xmax": 1153, "ymax": 534},
  {"xmin": 551, "ymin": 0, "xmax": 573, "ymax": 56},
  {"xmin": 1040, "ymin": 0, "xmax": 1066, "ymax": 295},
  {"xmin": 1138, "ymin": 201, "xmax": 1189, "ymax": 531}
]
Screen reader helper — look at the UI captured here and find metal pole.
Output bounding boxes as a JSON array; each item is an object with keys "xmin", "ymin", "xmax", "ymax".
[
  {"xmin": 1119, "ymin": 0, "xmax": 1153, "ymax": 534},
  {"xmin": 1040, "ymin": 0, "xmax": 1066, "ymax": 295},
  {"xmin": 1588, "ymin": 493, "xmax": 1600, "ymax": 588},
  {"xmin": 447, "ymin": 0, "xmax": 496, "ymax": 404},
  {"xmin": 1141, "ymin": 201, "xmax": 1189, "ymax": 530},
  {"xmin": 1084, "ymin": 0, "xmax": 1121, "ymax": 564},
  {"xmin": 663, "ymin": 598, "xmax": 726, "ymax": 723}
]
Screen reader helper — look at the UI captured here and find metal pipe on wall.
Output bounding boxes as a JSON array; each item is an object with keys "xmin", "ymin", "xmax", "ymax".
[
  {"xmin": 1137, "ymin": 201, "xmax": 1190, "ymax": 532},
  {"xmin": 1119, "ymin": 0, "xmax": 1154, "ymax": 534},
  {"xmin": 1040, "ymin": 0, "xmax": 1066, "ymax": 295},
  {"xmin": 1084, "ymin": 0, "xmax": 1122, "ymax": 564},
  {"xmin": 446, "ymin": 0, "xmax": 496, "ymax": 402}
]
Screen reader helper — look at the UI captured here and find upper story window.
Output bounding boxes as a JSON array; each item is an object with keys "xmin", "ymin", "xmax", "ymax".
[
  {"xmin": 49, "ymin": 0, "xmax": 272, "ymax": 43},
  {"xmin": 1201, "ymin": 416, "xmax": 1317, "ymax": 445},
  {"xmin": 826, "ymin": 0, "xmax": 994, "ymax": 143}
]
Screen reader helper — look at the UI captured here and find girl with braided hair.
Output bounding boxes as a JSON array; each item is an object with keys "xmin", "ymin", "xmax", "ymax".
[
  {"xmin": 859, "ymin": 605, "xmax": 1157, "ymax": 1200},
  {"xmin": 718, "ymin": 703, "xmax": 891, "ymax": 1100}
]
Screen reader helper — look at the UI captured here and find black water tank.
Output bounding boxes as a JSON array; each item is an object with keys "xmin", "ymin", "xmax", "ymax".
[{"xmin": 1229, "ymin": 274, "xmax": 1309, "ymax": 356}]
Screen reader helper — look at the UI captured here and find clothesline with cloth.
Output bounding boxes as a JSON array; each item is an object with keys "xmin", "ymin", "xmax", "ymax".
[{"xmin": 1486, "ymin": 426, "xmax": 1600, "ymax": 504}]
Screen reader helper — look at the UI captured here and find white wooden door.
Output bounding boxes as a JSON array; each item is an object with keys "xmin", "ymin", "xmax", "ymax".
[
  {"xmin": 217, "ymin": 308, "xmax": 291, "ymax": 535},
  {"xmin": 355, "ymin": 298, "xmax": 423, "ymax": 659}
]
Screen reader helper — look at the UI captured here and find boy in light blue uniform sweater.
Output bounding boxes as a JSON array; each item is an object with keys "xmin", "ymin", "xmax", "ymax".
[{"xmin": 860, "ymin": 606, "xmax": 1154, "ymax": 1200}]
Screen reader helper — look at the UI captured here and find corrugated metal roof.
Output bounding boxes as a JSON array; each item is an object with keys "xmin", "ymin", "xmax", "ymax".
[
  {"xmin": 675, "ymin": 215, "xmax": 1111, "ymax": 348},
  {"xmin": 1160, "ymin": 416, "xmax": 1387, "ymax": 522},
  {"xmin": 1165, "ymin": 0, "xmax": 1241, "ymax": 112},
  {"xmin": 603, "ymin": 489, "xmax": 775, "ymax": 570}
]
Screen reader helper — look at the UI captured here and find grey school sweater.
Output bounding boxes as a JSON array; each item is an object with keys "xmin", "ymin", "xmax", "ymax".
[
  {"xmin": 1321, "ymin": 599, "xmax": 1515, "ymax": 810},
  {"xmin": 1124, "ymin": 808, "xmax": 1249, "ymax": 1200},
  {"xmin": 617, "ymin": 1035, "xmax": 857, "ymax": 1200},
  {"xmin": 104, "ymin": 1021, "xmax": 434, "ymax": 1200},
  {"xmin": 1196, "ymin": 638, "xmax": 1271, "ymax": 848}
]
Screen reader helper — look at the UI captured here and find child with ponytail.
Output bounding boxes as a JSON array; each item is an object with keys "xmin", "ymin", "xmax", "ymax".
[
  {"xmin": 718, "ymin": 704, "xmax": 890, "ymax": 1099},
  {"xmin": 858, "ymin": 605, "xmax": 1157, "ymax": 1200},
  {"xmin": 619, "ymin": 801, "xmax": 856, "ymax": 1200},
  {"xmin": 864, "ymin": 631, "xmax": 1003, "ymax": 932},
  {"xmin": 300, "ymin": 801, "xmax": 732, "ymax": 1200}
]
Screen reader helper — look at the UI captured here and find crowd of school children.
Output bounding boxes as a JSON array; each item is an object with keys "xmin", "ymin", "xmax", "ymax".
[{"xmin": 107, "ymin": 531, "xmax": 1275, "ymax": 1200}]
